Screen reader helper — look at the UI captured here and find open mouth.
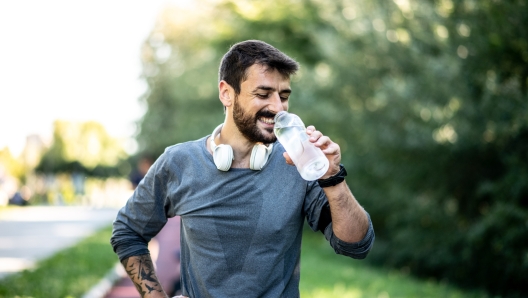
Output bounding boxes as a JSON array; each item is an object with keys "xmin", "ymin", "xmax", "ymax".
[
  {"xmin": 259, "ymin": 117, "xmax": 275, "ymax": 125},
  {"xmin": 257, "ymin": 110, "xmax": 276, "ymax": 126}
]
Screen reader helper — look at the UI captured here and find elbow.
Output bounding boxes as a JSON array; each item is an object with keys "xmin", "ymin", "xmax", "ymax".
[
  {"xmin": 325, "ymin": 220, "xmax": 375, "ymax": 259},
  {"xmin": 111, "ymin": 222, "xmax": 150, "ymax": 261}
]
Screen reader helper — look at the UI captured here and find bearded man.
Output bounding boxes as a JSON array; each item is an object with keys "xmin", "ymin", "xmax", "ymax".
[{"xmin": 111, "ymin": 40, "xmax": 375, "ymax": 298}]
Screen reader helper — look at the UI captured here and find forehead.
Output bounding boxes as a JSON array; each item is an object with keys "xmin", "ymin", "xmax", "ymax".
[{"xmin": 242, "ymin": 64, "xmax": 291, "ymax": 90}]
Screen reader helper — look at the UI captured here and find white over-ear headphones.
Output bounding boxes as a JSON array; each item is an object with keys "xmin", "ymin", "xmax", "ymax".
[{"xmin": 210, "ymin": 124, "xmax": 273, "ymax": 171}]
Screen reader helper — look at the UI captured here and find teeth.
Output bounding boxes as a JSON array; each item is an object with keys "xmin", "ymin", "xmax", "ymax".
[{"xmin": 260, "ymin": 117, "xmax": 275, "ymax": 124}]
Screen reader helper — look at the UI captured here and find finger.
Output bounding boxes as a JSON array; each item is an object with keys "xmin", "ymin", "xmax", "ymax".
[
  {"xmin": 312, "ymin": 135, "xmax": 332, "ymax": 148},
  {"xmin": 305, "ymin": 126, "xmax": 340, "ymax": 157},
  {"xmin": 306, "ymin": 127, "xmax": 324, "ymax": 142},
  {"xmin": 309, "ymin": 131, "xmax": 324, "ymax": 142},
  {"xmin": 283, "ymin": 152, "xmax": 295, "ymax": 165},
  {"xmin": 320, "ymin": 142, "xmax": 340, "ymax": 155}
]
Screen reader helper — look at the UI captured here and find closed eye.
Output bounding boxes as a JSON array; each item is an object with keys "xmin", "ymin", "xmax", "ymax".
[{"xmin": 279, "ymin": 91, "xmax": 291, "ymax": 101}]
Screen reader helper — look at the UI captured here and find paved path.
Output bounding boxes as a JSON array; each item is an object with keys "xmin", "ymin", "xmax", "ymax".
[
  {"xmin": 0, "ymin": 206, "xmax": 120, "ymax": 279},
  {"xmin": 104, "ymin": 217, "xmax": 181, "ymax": 298}
]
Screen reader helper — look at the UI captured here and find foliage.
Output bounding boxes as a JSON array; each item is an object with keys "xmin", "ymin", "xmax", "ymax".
[
  {"xmin": 0, "ymin": 147, "xmax": 24, "ymax": 180},
  {"xmin": 36, "ymin": 120, "xmax": 130, "ymax": 178},
  {"xmin": 0, "ymin": 225, "xmax": 116, "ymax": 298},
  {"xmin": 136, "ymin": 0, "xmax": 528, "ymax": 296}
]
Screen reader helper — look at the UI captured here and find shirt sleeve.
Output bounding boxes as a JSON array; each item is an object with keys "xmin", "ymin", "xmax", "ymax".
[
  {"xmin": 323, "ymin": 212, "xmax": 375, "ymax": 259},
  {"xmin": 303, "ymin": 181, "xmax": 375, "ymax": 259},
  {"xmin": 110, "ymin": 151, "xmax": 173, "ymax": 262}
]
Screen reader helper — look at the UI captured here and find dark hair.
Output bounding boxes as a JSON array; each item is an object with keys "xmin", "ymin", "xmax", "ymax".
[{"xmin": 219, "ymin": 40, "xmax": 299, "ymax": 94}]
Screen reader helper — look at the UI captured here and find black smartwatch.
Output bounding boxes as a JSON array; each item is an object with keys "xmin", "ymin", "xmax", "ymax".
[{"xmin": 318, "ymin": 164, "xmax": 347, "ymax": 188}]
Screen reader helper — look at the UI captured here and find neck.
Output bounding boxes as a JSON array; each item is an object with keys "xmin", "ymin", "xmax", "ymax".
[{"xmin": 213, "ymin": 122, "xmax": 255, "ymax": 164}]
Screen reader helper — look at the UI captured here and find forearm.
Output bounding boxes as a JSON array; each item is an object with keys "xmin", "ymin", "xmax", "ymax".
[
  {"xmin": 121, "ymin": 254, "xmax": 168, "ymax": 298},
  {"xmin": 323, "ymin": 182, "xmax": 369, "ymax": 243}
]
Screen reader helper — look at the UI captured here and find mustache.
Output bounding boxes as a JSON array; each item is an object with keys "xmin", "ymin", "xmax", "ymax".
[{"xmin": 256, "ymin": 110, "xmax": 276, "ymax": 119}]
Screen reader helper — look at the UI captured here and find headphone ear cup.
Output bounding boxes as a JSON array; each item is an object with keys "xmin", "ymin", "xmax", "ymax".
[
  {"xmin": 213, "ymin": 144, "xmax": 234, "ymax": 171},
  {"xmin": 250, "ymin": 144, "xmax": 272, "ymax": 170}
]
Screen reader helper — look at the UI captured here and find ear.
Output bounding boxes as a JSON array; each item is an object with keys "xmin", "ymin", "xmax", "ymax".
[{"xmin": 219, "ymin": 80, "xmax": 233, "ymax": 107}]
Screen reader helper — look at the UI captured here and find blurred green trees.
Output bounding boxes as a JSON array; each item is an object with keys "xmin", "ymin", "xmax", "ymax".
[
  {"xmin": 136, "ymin": 0, "xmax": 527, "ymax": 296},
  {"xmin": 0, "ymin": 147, "xmax": 24, "ymax": 179},
  {"xmin": 36, "ymin": 120, "xmax": 129, "ymax": 177}
]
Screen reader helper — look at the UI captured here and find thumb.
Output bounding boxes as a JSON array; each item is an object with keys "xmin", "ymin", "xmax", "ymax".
[{"xmin": 283, "ymin": 152, "xmax": 294, "ymax": 166}]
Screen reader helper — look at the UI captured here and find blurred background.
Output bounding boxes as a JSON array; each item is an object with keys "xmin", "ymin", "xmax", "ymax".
[{"xmin": 0, "ymin": 0, "xmax": 526, "ymax": 297}]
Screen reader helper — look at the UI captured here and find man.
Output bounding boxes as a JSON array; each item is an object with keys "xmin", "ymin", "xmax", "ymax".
[{"xmin": 111, "ymin": 40, "xmax": 375, "ymax": 298}]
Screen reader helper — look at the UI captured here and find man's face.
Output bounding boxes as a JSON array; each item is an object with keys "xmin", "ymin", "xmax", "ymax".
[{"xmin": 232, "ymin": 64, "xmax": 291, "ymax": 143}]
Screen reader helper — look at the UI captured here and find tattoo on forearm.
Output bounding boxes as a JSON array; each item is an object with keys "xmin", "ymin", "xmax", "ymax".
[{"xmin": 121, "ymin": 255, "xmax": 164, "ymax": 297}]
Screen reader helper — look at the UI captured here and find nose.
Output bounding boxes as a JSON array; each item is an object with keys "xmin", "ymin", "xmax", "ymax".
[{"xmin": 269, "ymin": 93, "xmax": 286, "ymax": 114}]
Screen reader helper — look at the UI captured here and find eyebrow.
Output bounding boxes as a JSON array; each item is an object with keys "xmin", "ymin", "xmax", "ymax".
[{"xmin": 252, "ymin": 85, "xmax": 292, "ymax": 94}]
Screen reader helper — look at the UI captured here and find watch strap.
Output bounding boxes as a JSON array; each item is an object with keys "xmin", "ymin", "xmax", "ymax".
[{"xmin": 318, "ymin": 164, "xmax": 347, "ymax": 188}]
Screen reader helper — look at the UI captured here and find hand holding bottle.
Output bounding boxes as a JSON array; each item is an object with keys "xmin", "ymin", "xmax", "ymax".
[
  {"xmin": 274, "ymin": 111, "xmax": 339, "ymax": 180},
  {"xmin": 283, "ymin": 125, "xmax": 342, "ymax": 178}
]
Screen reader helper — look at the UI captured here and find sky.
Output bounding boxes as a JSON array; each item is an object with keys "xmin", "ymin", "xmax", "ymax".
[{"xmin": 0, "ymin": 0, "xmax": 185, "ymax": 156}]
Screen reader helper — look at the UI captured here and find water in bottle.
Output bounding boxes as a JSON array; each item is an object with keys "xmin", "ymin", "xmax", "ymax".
[{"xmin": 274, "ymin": 111, "xmax": 329, "ymax": 180}]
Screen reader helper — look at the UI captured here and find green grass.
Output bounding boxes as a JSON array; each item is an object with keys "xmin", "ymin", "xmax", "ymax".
[
  {"xmin": 0, "ymin": 225, "xmax": 117, "ymax": 298},
  {"xmin": 299, "ymin": 230, "xmax": 489, "ymax": 298}
]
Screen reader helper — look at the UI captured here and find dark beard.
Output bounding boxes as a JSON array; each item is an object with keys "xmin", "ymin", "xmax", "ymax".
[{"xmin": 233, "ymin": 95, "xmax": 277, "ymax": 144}]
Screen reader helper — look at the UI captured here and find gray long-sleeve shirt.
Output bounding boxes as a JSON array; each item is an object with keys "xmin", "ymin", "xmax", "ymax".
[{"xmin": 111, "ymin": 136, "xmax": 375, "ymax": 297}]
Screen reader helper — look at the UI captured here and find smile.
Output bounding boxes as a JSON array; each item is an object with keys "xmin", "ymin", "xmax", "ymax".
[{"xmin": 259, "ymin": 117, "xmax": 275, "ymax": 125}]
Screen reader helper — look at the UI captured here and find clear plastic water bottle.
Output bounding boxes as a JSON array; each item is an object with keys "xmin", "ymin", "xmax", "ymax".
[{"xmin": 274, "ymin": 111, "xmax": 329, "ymax": 180}]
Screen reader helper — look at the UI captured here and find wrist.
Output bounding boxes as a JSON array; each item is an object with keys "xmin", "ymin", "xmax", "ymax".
[{"xmin": 318, "ymin": 164, "xmax": 347, "ymax": 188}]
